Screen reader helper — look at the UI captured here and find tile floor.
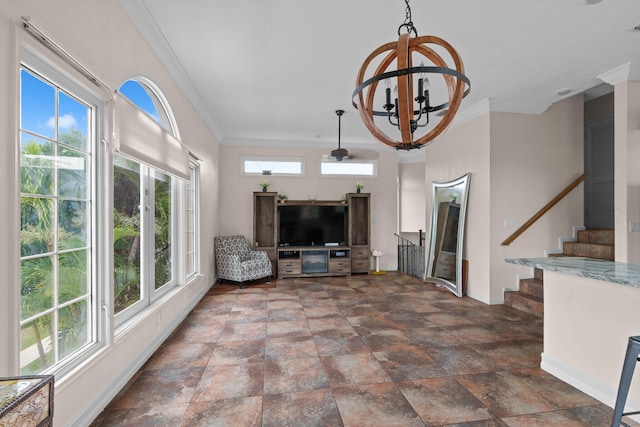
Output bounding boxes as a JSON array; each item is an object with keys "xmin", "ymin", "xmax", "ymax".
[{"xmin": 91, "ymin": 272, "xmax": 637, "ymax": 426}]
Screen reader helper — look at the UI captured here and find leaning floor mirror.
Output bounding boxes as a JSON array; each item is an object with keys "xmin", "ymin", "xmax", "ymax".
[{"xmin": 424, "ymin": 173, "xmax": 470, "ymax": 297}]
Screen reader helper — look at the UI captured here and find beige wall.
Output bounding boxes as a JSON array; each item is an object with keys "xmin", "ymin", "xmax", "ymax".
[
  {"xmin": 218, "ymin": 145, "xmax": 399, "ymax": 272},
  {"xmin": 490, "ymin": 97, "xmax": 584, "ymax": 303},
  {"xmin": 615, "ymin": 81, "xmax": 640, "ymax": 264},
  {"xmin": 425, "ymin": 114, "xmax": 492, "ymax": 302},
  {"xmin": 425, "ymin": 96, "xmax": 584, "ymax": 304},
  {"xmin": 0, "ymin": 1, "xmax": 220, "ymax": 425},
  {"xmin": 399, "ymin": 161, "xmax": 427, "ymax": 234}
]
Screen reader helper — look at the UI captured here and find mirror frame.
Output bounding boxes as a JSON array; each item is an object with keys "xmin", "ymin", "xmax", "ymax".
[{"xmin": 424, "ymin": 173, "xmax": 471, "ymax": 297}]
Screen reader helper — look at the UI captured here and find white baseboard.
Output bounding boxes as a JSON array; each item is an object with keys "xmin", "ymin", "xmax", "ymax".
[
  {"xmin": 541, "ymin": 352, "xmax": 640, "ymax": 422},
  {"xmin": 69, "ymin": 283, "xmax": 212, "ymax": 426}
]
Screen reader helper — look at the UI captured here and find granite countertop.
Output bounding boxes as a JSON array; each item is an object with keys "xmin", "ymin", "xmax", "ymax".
[{"xmin": 505, "ymin": 257, "xmax": 640, "ymax": 288}]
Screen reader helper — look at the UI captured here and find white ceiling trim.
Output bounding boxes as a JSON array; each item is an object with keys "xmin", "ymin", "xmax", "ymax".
[{"xmin": 118, "ymin": 0, "xmax": 224, "ymax": 142}]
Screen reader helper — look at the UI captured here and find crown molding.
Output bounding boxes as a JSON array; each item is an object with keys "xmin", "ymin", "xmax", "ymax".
[
  {"xmin": 118, "ymin": 0, "xmax": 224, "ymax": 142},
  {"xmin": 597, "ymin": 62, "xmax": 631, "ymax": 85}
]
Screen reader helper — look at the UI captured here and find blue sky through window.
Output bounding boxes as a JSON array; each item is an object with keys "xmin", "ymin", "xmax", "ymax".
[
  {"xmin": 21, "ymin": 68, "xmax": 89, "ymax": 146},
  {"xmin": 21, "ymin": 70, "xmax": 163, "ymax": 148},
  {"xmin": 119, "ymin": 80, "xmax": 162, "ymax": 125}
]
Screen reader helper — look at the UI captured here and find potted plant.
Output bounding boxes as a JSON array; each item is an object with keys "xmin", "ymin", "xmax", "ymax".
[
  {"xmin": 278, "ymin": 194, "xmax": 288, "ymax": 203},
  {"xmin": 355, "ymin": 181, "xmax": 364, "ymax": 193},
  {"xmin": 260, "ymin": 181, "xmax": 270, "ymax": 192}
]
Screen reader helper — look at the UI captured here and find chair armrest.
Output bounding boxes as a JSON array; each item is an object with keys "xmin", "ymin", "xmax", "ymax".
[
  {"xmin": 218, "ymin": 253, "xmax": 242, "ymax": 264},
  {"xmin": 247, "ymin": 250, "xmax": 269, "ymax": 261}
]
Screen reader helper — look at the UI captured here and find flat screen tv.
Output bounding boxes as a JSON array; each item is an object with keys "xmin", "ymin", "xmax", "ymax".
[{"xmin": 278, "ymin": 205, "xmax": 347, "ymax": 246}]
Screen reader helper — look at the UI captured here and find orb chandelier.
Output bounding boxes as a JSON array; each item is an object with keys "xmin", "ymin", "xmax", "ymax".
[{"xmin": 352, "ymin": 0, "xmax": 470, "ymax": 150}]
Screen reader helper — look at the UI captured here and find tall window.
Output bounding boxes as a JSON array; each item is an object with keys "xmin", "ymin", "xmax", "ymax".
[
  {"xmin": 19, "ymin": 64, "xmax": 98, "ymax": 374},
  {"xmin": 186, "ymin": 160, "xmax": 200, "ymax": 281},
  {"xmin": 113, "ymin": 157, "xmax": 175, "ymax": 318},
  {"xmin": 114, "ymin": 79, "xmax": 184, "ymax": 323}
]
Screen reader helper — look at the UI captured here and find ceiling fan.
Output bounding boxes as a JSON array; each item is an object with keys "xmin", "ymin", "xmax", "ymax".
[
  {"xmin": 325, "ymin": 109, "xmax": 380, "ymax": 163},
  {"xmin": 330, "ymin": 109, "xmax": 348, "ymax": 161}
]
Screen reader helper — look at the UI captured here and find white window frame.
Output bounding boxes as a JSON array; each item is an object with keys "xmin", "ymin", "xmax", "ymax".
[
  {"xmin": 320, "ymin": 159, "xmax": 378, "ymax": 176},
  {"xmin": 185, "ymin": 159, "xmax": 200, "ymax": 283},
  {"xmin": 113, "ymin": 78, "xmax": 184, "ymax": 328},
  {"xmin": 113, "ymin": 155, "xmax": 180, "ymax": 328},
  {"xmin": 19, "ymin": 47, "xmax": 106, "ymax": 377},
  {"xmin": 242, "ymin": 156, "xmax": 305, "ymax": 176}
]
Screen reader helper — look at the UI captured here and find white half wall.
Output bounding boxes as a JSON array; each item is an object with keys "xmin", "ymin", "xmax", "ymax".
[{"xmin": 542, "ymin": 271, "xmax": 640, "ymax": 413}]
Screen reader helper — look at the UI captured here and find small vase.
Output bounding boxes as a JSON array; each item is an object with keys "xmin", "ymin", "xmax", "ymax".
[
  {"xmin": 262, "ymin": 187, "xmax": 267, "ymax": 192},
  {"xmin": 356, "ymin": 188, "xmax": 361, "ymax": 193}
]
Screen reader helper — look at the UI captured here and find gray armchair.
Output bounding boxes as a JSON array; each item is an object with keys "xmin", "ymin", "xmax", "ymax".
[{"xmin": 214, "ymin": 235, "xmax": 272, "ymax": 288}]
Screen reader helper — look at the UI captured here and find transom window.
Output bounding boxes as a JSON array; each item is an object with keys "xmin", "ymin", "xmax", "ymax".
[
  {"xmin": 242, "ymin": 157, "xmax": 303, "ymax": 176},
  {"xmin": 320, "ymin": 160, "xmax": 377, "ymax": 176}
]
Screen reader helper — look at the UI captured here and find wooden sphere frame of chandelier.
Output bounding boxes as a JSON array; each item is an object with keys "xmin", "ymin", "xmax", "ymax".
[{"xmin": 353, "ymin": 33, "xmax": 470, "ymax": 150}]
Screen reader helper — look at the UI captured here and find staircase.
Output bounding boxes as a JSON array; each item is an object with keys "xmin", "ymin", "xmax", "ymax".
[
  {"xmin": 560, "ymin": 228, "xmax": 614, "ymax": 261},
  {"xmin": 504, "ymin": 229, "xmax": 614, "ymax": 317}
]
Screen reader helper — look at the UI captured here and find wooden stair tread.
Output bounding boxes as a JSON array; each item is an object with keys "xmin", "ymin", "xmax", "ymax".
[
  {"xmin": 504, "ymin": 230, "xmax": 614, "ymax": 318},
  {"xmin": 504, "ymin": 291, "xmax": 543, "ymax": 318},
  {"xmin": 519, "ymin": 278, "xmax": 544, "ymax": 299}
]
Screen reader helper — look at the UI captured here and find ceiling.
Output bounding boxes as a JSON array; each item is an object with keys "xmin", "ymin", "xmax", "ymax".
[{"xmin": 120, "ymin": 0, "xmax": 640, "ymax": 157}]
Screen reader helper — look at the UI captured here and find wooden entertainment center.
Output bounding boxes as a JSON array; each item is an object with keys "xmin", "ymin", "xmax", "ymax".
[{"xmin": 253, "ymin": 192, "xmax": 370, "ymax": 279}]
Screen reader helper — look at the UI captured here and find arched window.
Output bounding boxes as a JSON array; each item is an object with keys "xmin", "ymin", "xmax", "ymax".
[
  {"xmin": 113, "ymin": 78, "xmax": 198, "ymax": 324},
  {"xmin": 118, "ymin": 77, "xmax": 179, "ymax": 138}
]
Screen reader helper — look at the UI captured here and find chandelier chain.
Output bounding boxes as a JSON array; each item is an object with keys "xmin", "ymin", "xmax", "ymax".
[{"xmin": 398, "ymin": 0, "xmax": 418, "ymax": 37}]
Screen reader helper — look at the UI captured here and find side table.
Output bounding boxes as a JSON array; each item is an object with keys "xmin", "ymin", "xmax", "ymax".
[{"xmin": 0, "ymin": 375, "xmax": 54, "ymax": 426}]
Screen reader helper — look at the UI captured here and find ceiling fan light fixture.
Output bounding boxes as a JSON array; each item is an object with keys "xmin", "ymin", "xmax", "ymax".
[
  {"xmin": 331, "ymin": 109, "xmax": 349, "ymax": 161},
  {"xmin": 331, "ymin": 148, "xmax": 349, "ymax": 161}
]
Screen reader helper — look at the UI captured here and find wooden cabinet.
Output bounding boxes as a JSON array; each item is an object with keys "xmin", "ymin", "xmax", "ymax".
[
  {"xmin": 347, "ymin": 193, "xmax": 371, "ymax": 273},
  {"xmin": 253, "ymin": 192, "xmax": 371, "ymax": 278},
  {"xmin": 432, "ymin": 202, "xmax": 460, "ymax": 280},
  {"xmin": 253, "ymin": 192, "xmax": 277, "ymax": 269},
  {"xmin": 277, "ymin": 247, "xmax": 351, "ymax": 278},
  {"xmin": 277, "ymin": 250, "xmax": 302, "ymax": 277}
]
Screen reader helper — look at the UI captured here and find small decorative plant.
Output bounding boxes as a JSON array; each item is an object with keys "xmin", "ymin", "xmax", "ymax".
[
  {"xmin": 355, "ymin": 181, "xmax": 364, "ymax": 193},
  {"xmin": 260, "ymin": 181, "xmax": 270, "ymax": 192},
  {"xmin": 278, "ymin": 194, "xmax": 288, "ymax": 203}
]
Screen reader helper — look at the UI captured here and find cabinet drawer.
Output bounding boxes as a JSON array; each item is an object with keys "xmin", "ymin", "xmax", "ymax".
[
  {"xmin": 330, "ymin": 260, "xmax": 350, "ymax": 268},
  {"xmin": 351, "ymin": 247, "xmax": 369, "ymax": 259},
  {"xmin": 351, "ymin": 258, "xmax": 370, "ymax": 272},
  {"xmin": 329, "ymin": 260, "xmax": 351, "ymax": 274},
  {"xmin": 278, "ymin": 261, "xmax": 301, "ymax": 275}
]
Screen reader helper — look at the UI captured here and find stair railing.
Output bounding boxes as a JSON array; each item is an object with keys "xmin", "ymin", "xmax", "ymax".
[
  {"xmin": 396, "ymin": 232, "xmax": 426, "ymax": 278},
  {"xmin": 501, "ymin": 172, "xmax": 588, "ymax": 246}
]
